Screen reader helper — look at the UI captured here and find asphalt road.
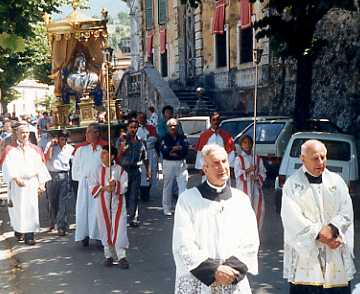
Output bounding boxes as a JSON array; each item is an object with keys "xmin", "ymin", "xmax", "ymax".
[{"xmin": 1, "ymin": 171, "xmax": 359, "ymax": 294}]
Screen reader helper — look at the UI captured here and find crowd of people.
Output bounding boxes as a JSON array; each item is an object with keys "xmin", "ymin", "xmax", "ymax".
[{"xmin": 0, "ymin": 106, "xmax": 356, "ymax": 293}]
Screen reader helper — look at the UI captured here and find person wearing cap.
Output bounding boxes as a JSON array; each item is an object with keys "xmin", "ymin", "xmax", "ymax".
[
  {"xmin": 44, "ymin": 130, "xmax": 75, "ymax": 236},
  {"xmin": 2, "ymin": 122, "xmax": 51, "ymax": 245},
  {"xmin": 160, "ymin": 118, "xmax": 189, "ymax": 216}
]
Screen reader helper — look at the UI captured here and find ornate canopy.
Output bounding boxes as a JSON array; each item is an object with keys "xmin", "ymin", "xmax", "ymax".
[{"xmin": 45, "ymin": 1, "xmax": 108, "ymax": 97}]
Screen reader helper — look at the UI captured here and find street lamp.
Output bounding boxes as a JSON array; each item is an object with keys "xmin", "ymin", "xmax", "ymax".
[{"xmin": 0, "ymin": 68, "xmax": 3, "ymax": 114}]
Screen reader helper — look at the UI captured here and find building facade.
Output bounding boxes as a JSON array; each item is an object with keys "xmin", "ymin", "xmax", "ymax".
[
  {"xmin": 8, "ymin": 79, "xmax": 54, "ymax": 117},
  {"xmin": 130, "ymin": 0, "xmax": 270, "ymax": 114}
]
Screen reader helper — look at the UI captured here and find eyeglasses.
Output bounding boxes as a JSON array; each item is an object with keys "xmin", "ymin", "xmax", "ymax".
[{"xmin": 168, "ymin": 125, "xmax": 177, "ymax": 127}]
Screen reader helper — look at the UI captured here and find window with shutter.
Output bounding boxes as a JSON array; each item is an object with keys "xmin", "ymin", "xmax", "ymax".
[
  {"xmin": 145, "ymin": 0, "xmax": 153, "ymax": 30},
  {"xmin": 158, "ymin": 0, "xmax": 167, "ymax": 25},
  {"xmin": 240, "ymin": 27, "xmax": 253, "ymax": 64}
]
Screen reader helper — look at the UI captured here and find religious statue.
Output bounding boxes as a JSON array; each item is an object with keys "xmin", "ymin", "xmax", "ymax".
[{"xmin": 66, "ymin": 53, "xmax": 99, "ymax": 98}]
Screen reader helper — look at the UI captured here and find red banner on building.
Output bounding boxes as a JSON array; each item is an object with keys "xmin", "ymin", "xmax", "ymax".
[
  {"xmin": 212, "ymin": 0, "xmax": 225, "ymax": 34},
  {"xmin": 240, "ymin": 0, "xmax": 252, "ymax": 29},
  {"xmin": 159, "ymin": 27, "xmax": 166, "ymax": 54},
  {"xmin": 146, "ymin": 31, "xmax": 153, "ymax": 58}
]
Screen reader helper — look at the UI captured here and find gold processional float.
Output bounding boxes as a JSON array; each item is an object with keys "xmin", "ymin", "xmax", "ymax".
[{"xmin": 44, "ymin": 0, "xmax": 123, "ymax": 140}]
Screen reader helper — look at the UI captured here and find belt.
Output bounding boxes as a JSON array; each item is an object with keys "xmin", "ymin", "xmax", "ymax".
[{"xmin": 50, "ymin": 171, "xmax": 69, "ymax": 174}]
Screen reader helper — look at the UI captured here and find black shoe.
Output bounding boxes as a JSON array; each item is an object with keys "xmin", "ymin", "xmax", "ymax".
[
  {"xmin": 118, "ymin": 258, "xmax": 129, "ymax": 269},
  {"xmin": 58, "ymin": 229, "xmax": 66, "ymax": 236},
  {"xmin": 82, "ymin": 237, "xmax": 89, "ymax": 247},
  {"xmin": 24, "ymin": 233, "xmax": 35, "ymax": 245},
  {"xmin": 25, "ymin": 239, "xmax": 36, "ymax": 245},
  {"xmin": 14, "ymin": 232, "xmax": 24, "ymax": 241},
  {"xmin": 104, "ymin": 257, "xmax": 113, "ymax": 267},
  {"xmin": 129, "ymin": 220, "xmax": 140, "ymax": 227}
]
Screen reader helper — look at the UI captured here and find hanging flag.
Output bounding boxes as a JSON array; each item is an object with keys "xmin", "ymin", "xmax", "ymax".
[
  {"xmin": 159, "ymin": 27, "xmax": 167, "ymax": 54},
  {"xmin": 146, "ymin": 31, "xmax": 153, "ymax": 58},
  {"xmin": 212, "ymin": 0, "xmax": 225, "ymax": 34},
  {"xmin": 240, "ymin": 0, "xmax": 252, "ymax": 29}
]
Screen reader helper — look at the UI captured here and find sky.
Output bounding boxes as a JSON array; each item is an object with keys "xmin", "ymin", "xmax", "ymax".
[{"xmin": 54, "ymin": 0, "xmax": 129, "ymax": 20}]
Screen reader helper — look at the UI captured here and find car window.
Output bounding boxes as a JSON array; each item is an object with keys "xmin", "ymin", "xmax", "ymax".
[
  {"xmin": 290, "ymin": 139, "xmax": 351, "ymax": 161},
  {"xmin": 220, "ymin": 121, "xmax": 252, "ymax": 138},
  {"xmin": 302, "ymin": 121, "xmax": 341, "ymax": 133},
  {"xmin": 180, "ymin": 120, "xmax": 207, "ymax": 135},
  {"xmin": 244, "ymin": 122, "xmax": 286, "ymax": 144}
]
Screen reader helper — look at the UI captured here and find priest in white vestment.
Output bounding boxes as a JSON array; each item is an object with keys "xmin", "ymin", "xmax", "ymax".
[
  {"xmin": 2, "ymin": 122, "xmax": 51, "ymax": 245},
  {"xmin": 72, "ymin": 123, "xmax": 106, "ymax": 245},
  {"xmin": 281, "ymin": 139, "xmax": 355, "ymax": 294},
  {"xmin": 173, "ymin": 144, "xmax": 259, "ymax": 294}
]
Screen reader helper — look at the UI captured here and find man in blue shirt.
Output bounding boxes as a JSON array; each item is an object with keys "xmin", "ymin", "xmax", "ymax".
[{"xmin": 160, "ymin": 118, "xmax": 189, "ymax": 216}]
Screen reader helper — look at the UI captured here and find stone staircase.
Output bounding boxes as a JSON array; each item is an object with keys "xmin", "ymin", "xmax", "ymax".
[{"xmin": 173, "ymin": 89, "xmax": 217, "ymax": 116}]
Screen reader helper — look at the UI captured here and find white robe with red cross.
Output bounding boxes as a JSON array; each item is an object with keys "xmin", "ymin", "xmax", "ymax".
[
  {"xmin": 88, "ymin": 164, "xmax": 129, "ymax": 259},
  {"xmin": 234, "ymin": 151, "xmax": 266, "ymax": 230}
]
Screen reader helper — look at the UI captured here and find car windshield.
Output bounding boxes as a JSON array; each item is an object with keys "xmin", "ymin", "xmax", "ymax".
[
  {"xmin": 243, "ymin": 122, "xmax": 285, "ymax": 144},
  {"xmin": 180, "ymin": 120, "xmax": 207, "ymax": 135},
  {"xmin": 220, "ymin": 120, "xmax": 253, "ymax": 138},
  {"xmin": 302, "ymin": 121, "xmax": 342, "ymax": 133},
  {"xmin": 290, "ymin": 139, "xmax": 351, "ymax": 161}
]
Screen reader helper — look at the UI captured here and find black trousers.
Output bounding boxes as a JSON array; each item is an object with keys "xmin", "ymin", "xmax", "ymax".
[
  {"xmin": 289, "ymin": 283, "xmax": 351, "ymax": 294},
  {"xmin": 126, "ymin": 172, "xmax": 141, "ymax": 222},
  {"xmin": 46, "ymin": 172, "xmax": 72, "ymax": 230}
]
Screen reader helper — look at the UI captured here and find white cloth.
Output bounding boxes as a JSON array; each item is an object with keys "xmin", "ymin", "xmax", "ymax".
[
  {"xmin": 137, "ymin": 126, "xmax": 158, "ymax": 187},
  {"xmin": 162, "ymin": 159, "xmax": 188, "ymax": 213},
  {"xmin": 45, "ymin": 143, "xmax": 74, "ymax": 172},
  {"xmin": 72, "ymin": 144, "xmax": 103, "ymax": 241},
  {"xmin": 195, "ymin": 132, "xmax": 235, "ymax": 170},
  {"xmin": 281, "ymin": 168, "xmax": 356, "ymax": 287},
  {"xmin": 2, "ymin": 144, "xmax": 51, "ymax": 233},
  {"xmin": 173, "ymin": 187, "xmax": 259, "ymax": 293},
  {"xmin": 234, "ymin": 151, "xmax": 266, "ymax": 230},
  {"xmin": 88, "ymin": 164, "xmax": 129, "ymax": 260},
  {"xmin": 148, "ymin": 112, "xmax": 159, "ymax": 127}
]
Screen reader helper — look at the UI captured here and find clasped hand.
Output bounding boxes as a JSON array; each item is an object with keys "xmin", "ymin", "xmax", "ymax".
[
  {"xmin": 318, "ymin": 225, "xmax": 343, "ymax": 249},
  {"xmin": 214, "ymin": 265, "xmax": 239, "ymax": 286}
]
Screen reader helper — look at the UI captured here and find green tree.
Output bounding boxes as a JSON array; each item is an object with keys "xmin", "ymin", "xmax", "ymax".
[
  {"xmin": 253, "ymin": 0, "xmax": 357, "ymax": 129},
  {"xmin": 0, "ymin": 0, "xmax": 89, "ymax": 112}
]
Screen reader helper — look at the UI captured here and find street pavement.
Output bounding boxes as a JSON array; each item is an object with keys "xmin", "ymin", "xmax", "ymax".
[{"xmin": 0, "ymin": 170, "xmax": 359, "ymax": 294}]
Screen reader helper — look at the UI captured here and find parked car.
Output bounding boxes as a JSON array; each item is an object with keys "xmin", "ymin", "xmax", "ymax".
[
  {"xmin": 219, "ymin": 116, "xmax": 289, "ymax": 139},
  {"xmin": 178, "ymin": 116, "xmax": 211, "ymax": 166},
  {"xmin": 274, "ymin": 131, "xmax": 360, "ymax": 212},
  {"xmin": 234, "ymin": 118, "xmax": 343, "ymax": 175}
]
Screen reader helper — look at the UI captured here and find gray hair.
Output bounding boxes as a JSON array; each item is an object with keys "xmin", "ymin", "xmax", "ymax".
[
  {"xmin": 166, "ymin": 118, "xmax": 178, "ymax": 127},
  {"xmin": 301, "ymin": 139, "xmax": 327, "ymax": 156},
  {"xmin": 201, "ymin": 144, "xmax": 227, "ymax": 158}
]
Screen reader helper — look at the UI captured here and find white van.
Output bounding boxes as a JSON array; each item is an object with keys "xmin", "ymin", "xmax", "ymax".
[
  {"xmin": 233, "ymin": 118, "xmax": 343, "ymax": 175},
  {"xmin": 275, "ymin": 131, "xmax": 359, "ymax": 197}
]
